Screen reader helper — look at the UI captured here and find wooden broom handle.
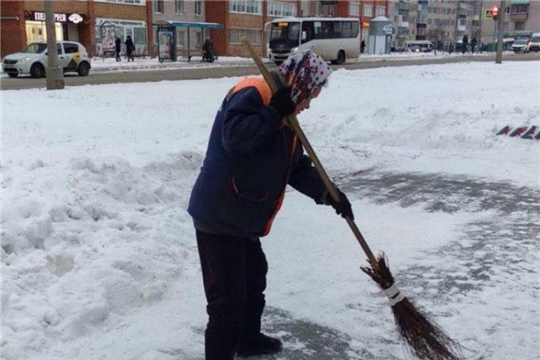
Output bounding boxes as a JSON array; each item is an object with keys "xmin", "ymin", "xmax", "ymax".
[{"xmin": 241, "ymin": 39, "xmax": 377, "ymax": 265}]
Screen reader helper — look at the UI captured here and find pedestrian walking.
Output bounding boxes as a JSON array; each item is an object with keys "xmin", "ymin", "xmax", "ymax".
[
  {"xmin": 202, "ymin": 36, "xmax": 215, "ymax": 62},
  {"xmin": 188, "ymin": 50, "xmax": 353, "ymax": 360},
  {"xmin": 115, "ymin": 37, "xmax": 121, "ymax": 62},
  {"xmin": 125, "ymin": 35, "xmax": 135, "ymax": 62},
  {"xmin": 360, "ymin": 40, "xmax": 366, "ymax": 54},
  {"xmin": 471, "ymin": 37, "xmax": 478, "ymax": 54},
  {"xmin": 462, "ymin": 34, "xmax": 469, "ymax": 54}
]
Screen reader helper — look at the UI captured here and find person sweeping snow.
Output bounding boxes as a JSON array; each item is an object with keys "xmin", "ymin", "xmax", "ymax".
[{"xmin": 188, "ymin": 50, "xmax": 353, "ymax": 359}]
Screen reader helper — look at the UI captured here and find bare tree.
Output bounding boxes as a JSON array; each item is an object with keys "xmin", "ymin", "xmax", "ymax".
[{"xmin": 427, "ymin": 25, "xmax": 447, "ymax": 54}]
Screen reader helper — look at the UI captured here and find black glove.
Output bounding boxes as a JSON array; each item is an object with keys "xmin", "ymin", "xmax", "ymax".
[
  {"xmin": 270, "ymin": 86, "xmax": 295, "ymax": 119},
  {"xmin": 322, "ymin": 187, "xmax": 354, "ymax": 220}
]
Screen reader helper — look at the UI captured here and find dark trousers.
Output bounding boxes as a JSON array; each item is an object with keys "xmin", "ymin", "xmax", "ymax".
[{"xmin": 196, "ymin": 230, "xmax": 268, "ymax": 360}]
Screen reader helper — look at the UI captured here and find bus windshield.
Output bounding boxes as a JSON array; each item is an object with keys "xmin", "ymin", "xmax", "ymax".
[{"xmin": 270, "ymin": 22, "xmax": 301, "ymax": 47}]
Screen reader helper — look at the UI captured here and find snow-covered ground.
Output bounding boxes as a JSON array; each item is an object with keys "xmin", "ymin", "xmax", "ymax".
[
  {"xmin": 88, "ymin": 50, "xmax": 493, "ymax": 72},
  {"xmin": 2, "ymin": 60, "xmax": 539, "ymax": 360}
]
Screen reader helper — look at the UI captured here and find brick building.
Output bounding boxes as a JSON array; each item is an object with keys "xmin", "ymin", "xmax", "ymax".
[
  {"xmin": 205, "ymin": 0, "xmax": 301, "ymax": 58},
  {"xmin": 301, "ymin": 0, "xmax": 388, "ymax": 43},
  {"xmin": 0, "ymin": 0, "xmax": 153, "ymax": 58},
  {"xmin": 151, "ymin": 0, "xmax": 205, "ymax": 55}
]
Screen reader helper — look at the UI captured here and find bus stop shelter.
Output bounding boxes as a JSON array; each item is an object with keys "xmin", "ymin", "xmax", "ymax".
[{"xmin": 154, "ymin": 21, "xmax": 223, "ymax": 62}]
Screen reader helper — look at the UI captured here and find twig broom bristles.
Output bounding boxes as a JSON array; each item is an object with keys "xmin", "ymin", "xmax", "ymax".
[{"xmin": 241, "ymin": 39, "xmax": 463, "ymax": 360}]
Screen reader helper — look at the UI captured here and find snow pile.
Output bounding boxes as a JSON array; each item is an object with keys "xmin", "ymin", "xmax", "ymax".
[{"xmin": 2, "ymin": 61, "xmax": 539, "ymax": 360}]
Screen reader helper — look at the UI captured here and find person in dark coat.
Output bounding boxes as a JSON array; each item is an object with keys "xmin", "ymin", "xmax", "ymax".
[
  {"xmin": 188, "ymin": 50, "xmax": 353, "ymax": 360},
  {"xmin": 360, "ymin": 40, "xmax": 366, "ymax": 54},
  {"xmin": 471, "ymin": 37, "xmax": 478, "ymax": 54},
  {"xmin": 125, "ymin": 35, "xmax": 135, "ymax": 62},
  {"xmin": 202, "ymin": 36, "xmax": 215, "ymax": 62},
  {"xmin": 115, "ymin": 37, "xmax": 121, "ymax": 62},
  {"xmin": 462, "ymin": 34, "xmax": 469, "ymax": 54}
]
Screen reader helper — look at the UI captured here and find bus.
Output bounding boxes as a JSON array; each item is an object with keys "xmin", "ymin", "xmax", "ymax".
[{"xmin": 267, "ymin": 17, "xmax": 360, "ymax": 65}]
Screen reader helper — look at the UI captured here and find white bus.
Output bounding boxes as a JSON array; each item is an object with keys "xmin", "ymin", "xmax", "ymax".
[{"xmin": 267, "ymin": 17, "xmax": 360, "ymax": 65}]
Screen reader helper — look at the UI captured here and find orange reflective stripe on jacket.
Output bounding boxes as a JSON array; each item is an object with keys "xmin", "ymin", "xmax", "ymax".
[{"xmin": 230, "ymin": 76, "xmax": 272, "ymax": 105}]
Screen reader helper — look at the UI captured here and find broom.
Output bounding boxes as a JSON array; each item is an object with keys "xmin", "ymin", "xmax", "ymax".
[{"xmin": 241, "ymin": 39, "xmax": 463, "ymax": 360}]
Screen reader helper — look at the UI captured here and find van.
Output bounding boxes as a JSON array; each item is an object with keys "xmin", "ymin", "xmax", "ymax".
[
  {"xmin": 2, "ymin": 41, "xmax": 91, "ymax": 78},
  {"xmin": 406, "ymin": 40, "xmax": 434, "ymax": 53},
  {"xmin": 529, "ymin": 32, "xmax": 540, "ymax": 52}
]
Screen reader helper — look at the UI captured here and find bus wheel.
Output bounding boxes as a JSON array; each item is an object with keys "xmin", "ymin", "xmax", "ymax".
[{"xmin": 336, "ymin": 50, "xmax": 346, "ymax": 65}]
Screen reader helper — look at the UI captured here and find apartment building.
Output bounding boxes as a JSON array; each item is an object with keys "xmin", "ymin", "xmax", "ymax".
[
  {"xmin": 480, "ymin": 0, "xmax": 540, "ymax": 46},
  {"xmin": 204, "ymin": 0, "xmax": 300, "ymax": 58},
  {"xmin": 151, "ymin": 0, "xmax": 205, "ymax": 54},
  {"xmin": 386, "ymin": 0, "xmax": 482, "ymax": 50},
  {"xmin": 0, "ymin": 0, "xmax": 153, "ymax": 58}
]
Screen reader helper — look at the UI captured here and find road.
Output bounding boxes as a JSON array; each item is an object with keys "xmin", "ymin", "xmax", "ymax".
[{"xmin": 2, "ymin": 52, "xmax": 538, "ymax": 90}]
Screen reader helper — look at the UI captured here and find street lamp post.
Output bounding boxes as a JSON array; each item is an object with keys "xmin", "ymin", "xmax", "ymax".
[
  {"xmin": 496, "ymin": 0, "xmax": 506, "ymax": 63},
  {"xmin": 44, "ymin": 0, "xmax": 65, "ymax": 90}
]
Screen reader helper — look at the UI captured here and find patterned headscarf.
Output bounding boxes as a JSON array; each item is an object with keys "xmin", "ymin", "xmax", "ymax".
[{"xmin": 279, "ymin": 50, "xmax": 333, "ymax": 104}]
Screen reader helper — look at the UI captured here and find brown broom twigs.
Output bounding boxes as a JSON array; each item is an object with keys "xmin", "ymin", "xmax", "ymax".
[{"xmin": 241, "ymin": 38, "xmax": 464, "ymax": 360}]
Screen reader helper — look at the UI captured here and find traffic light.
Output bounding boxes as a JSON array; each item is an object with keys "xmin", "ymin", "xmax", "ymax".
[{"xmin": 492, "ymin": 6, "xmax": 499, "ymax": 21}]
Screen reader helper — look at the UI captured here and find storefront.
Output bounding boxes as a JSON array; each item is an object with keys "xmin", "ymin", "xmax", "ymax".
[
  {"xmin": 25, "ymin": 11, "xmax": 85, "ymax": 43},
  {"xmin": 95, "ymin": 18, "xmax": 147, "ymax": 56}
]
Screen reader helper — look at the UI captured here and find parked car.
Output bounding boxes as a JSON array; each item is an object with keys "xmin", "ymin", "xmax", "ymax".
[
  {"xmin": 406, "ymin": 40, "xmax": 435, "ymax": 53},
  {"xmin": 2, "ymin": 41, "xmax": 91, "ymax": 78},
  {"xmin": 511, "ymin": 39, "xmax": 530, "ymax": 54},
  {"xmin": 528, "ymin": 33, "xmax": 540, "ymax": 52}
]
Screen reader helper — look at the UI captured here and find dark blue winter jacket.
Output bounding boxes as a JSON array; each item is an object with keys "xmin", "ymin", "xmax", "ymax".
[{"xmin": 188, "ymin": 77, "xmax": 327, "ymax": 238}]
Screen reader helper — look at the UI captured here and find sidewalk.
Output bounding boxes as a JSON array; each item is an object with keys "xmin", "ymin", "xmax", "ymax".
[{"xmin": 89, "ymin": 51, "xmax": 494, "ymax": 73}]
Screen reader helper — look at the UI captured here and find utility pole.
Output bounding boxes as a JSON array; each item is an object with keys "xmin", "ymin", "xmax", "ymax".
[
  {"xmin": 44, "ymin": 0, "xmax": 64, "ymax": 90},
  {"xmin": 495, "ymin": 0, "xmax": 506, "ymax": 64}
]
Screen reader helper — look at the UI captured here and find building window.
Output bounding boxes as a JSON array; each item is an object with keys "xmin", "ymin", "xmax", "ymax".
[
  {"xmin": 195, "ymin": 1, "xmax": 202, "ymax": 15},
  {"xmin": 153, "ymin": 0, "xmax": 164, "ymax": 13},
  {"xmin": 267, "ymin": 1, "xmax": 296, "ymax": 17},
  {"xmin": 229, "ymin": 28, "xmax": 262, "ymax": 45},
  {"xmin": 363, "ymin": 3, "xmax": 373, "ymax": 17},
  {"xmin": 349, "ymin": 2, "xmax": 360, "ymax": 16},
  {"xmin": 512, "ymin": 5, "xmax": 528, "ymax": 13},
  {"xmin": 230, "ymin": 0, "xmax": 263, "ymax": 15},
  {"xmin": 175, "ymin": 0, "xmax": 184, "ymax": 14},
  {"xmin": 515, "ymin": 22, "xmax": 525, "ymax": 30},
  {"xmin": 101, "ymin": 0, "xmax": 143, "ymax": 4},
  {"xmin": 376, "ymin": 5, "xmax": 385, "ymax": 16}
]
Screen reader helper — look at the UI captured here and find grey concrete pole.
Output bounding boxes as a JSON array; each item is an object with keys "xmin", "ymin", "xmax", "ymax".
[
  {"xmin": 495, "ymin": 0, "xmax": 506, "ymax": 64},
  {"xmin": 44, "ymin": 0, "xmax": 65, "ymax": 89}
]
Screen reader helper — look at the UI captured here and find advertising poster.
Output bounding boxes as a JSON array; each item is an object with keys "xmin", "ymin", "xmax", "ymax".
[
  {"xmin": 159, "ymin": 30, "xmax": 174, "ymax": 60},
  {"xmin": 101, "ymin": 25, "xmax": 116, "ymax": 56}
]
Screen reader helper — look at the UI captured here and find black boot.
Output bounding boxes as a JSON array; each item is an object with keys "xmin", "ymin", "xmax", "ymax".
[
  {"xmin": 236, "ymin": 333, "xmax": 283, "ymax": 357},
  {"xmin": 205, "ymin": 329, "xmax": 237, "ymax": 360}
]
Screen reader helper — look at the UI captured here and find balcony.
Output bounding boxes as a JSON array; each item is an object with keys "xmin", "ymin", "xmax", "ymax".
[
  {"xmin": 397, "ymin": 1, "xmax": 409, "ymax": 13},
  {"xmin": 510, "ymin": 12, "xmax": 528, "ymax": 21}
]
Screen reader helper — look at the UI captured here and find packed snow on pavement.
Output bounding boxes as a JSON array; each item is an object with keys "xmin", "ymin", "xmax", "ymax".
[{"xmin": 2, "ymin": 60, "xmax": 539, "ymax": 360}]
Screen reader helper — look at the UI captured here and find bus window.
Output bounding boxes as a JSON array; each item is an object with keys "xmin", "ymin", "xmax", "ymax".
[
  {"xmin": 342, "ymin": 21, "xmax": 359, "ymax": 38},
  {"xmin": 270, "ymin": 22, "xmax": 300, "ymax": 42},
  {"xmin": 301, "ymin": 21, "xmax": 313, "ymax": 43},
  {"xmin": 289, "ymin": 23, "xmax": 300, "ymax": 41},
  {"xmin": 333, "ymin": 21, "xmax": 343, "ymax": 39},
  {"xmin": 321, "ymin": 21, "xmax": 333, "ymax": 39},
  {"xmin": 313, "ymin": 21, "xmax": 322, "ymax": 40}
]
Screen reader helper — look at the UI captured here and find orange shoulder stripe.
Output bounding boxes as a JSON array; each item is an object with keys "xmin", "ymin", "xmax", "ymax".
[{"xmin": 231, "ymin": 77, "xmax": 272, "ymax": 105}]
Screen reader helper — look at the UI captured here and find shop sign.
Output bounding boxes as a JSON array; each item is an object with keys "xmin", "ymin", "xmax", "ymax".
[
  {"xmin": 32, "ymin": 11, "xmax": 83, "ymax": 24},
  {"xmin": 383, "ymin": 24, "xmax": 394, "ymax": 35}
]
